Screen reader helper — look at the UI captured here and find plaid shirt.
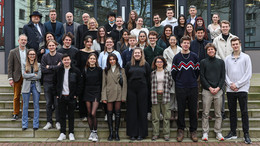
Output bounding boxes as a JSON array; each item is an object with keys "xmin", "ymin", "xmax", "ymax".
[{"xmin": 151, "ymin": 69, "xmax": 173, "ymax": 104}]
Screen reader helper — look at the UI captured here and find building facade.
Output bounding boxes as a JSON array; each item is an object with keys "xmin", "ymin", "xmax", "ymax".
[{"xmin": 2, "ymin": 0, "xmax": 260, "ymax": 73}]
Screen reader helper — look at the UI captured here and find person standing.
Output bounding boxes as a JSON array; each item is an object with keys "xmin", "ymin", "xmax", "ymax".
[
  {"xmin": 41, "ymin": 40, "xmax": 62, "ymax": 130},
  {"xmin": 44, "ymin": 9, "xmax": 64, "ymax": 45},
  {"xmin": 63, "ymin": 12, "xmax": 80, "ymax": 46},
  {"xmin": 149, "ymin": 13, "xmax": 164, "ymax": 38},
  {"xmin": 187, "ymin": 5, "xmax": 197, "ymax": 26},
  {"xmin": 102, "ymin": 54, "xmax": 127, "ymax": 141},
  {"xmin": 200, "ymin": 43, "xmax": 225, "ymax": 141},
  {"xmin": 117, "ymin": 29, "xmax": 130, "ymax": 54},
  {"xmin": 174, "ymin": 15, "xmax": 186, "ymax": 45},
  {"xmin": 171, "ymin": 36, "xmax": 200, "ymax": 142},
  {"xmin": 126, "ymin": 10, "xmax": 138, "ymax": 31},
  {"xmin": 125, "ymin": 48, "xmax": 151, "ymax": 141},
  {"xmin": 163, "ymin": 35, "xmax": 182, "ymax": 120},
  {"xmin": 23, "ymin": 11, "xmax": 45, "ymax": 52},
  {"xmin": 224, "ymin": 37, "xmax": 252, "ymax": 144},
  {"xmin": 121, "ymin": 35, "xmax": 137, "ymax": 67},
  {"xmin": 76, "ymin": 13, "xmax": 90, "ymax": 49},
  {"xmin": 104, "ymin": 12, "xmax": 117, "ymax": 36},
  {"xmin": 208, "ymin": 14, "xmax": 221, "ymax": 41},
  {"xmin": 213, "ymin": 20, "xmax": 238, "ymax": 119},
  {"xmin": 157, "ymin": 25, "xmax": 173, "ymax": 50},
  {"xmin": 161, "ymin": 8, "xmax": 178, "ymax": 32},
  {"xmin": 21, "ymin": 49, "xmax": 41, "ymax": 131},
  {"xmin": 150, "ymin": 56, "xmax": 173, "ymax": 141},
  {"xmin": 111, "ymin": 16, "xmax": 125, "ymax": 51},
  {"xmin": 92, "ymin": 26, "xmax": 107, "ymax": 53},
  {"xmin": 130, "ymin": 17, "xmax": 149, "ymax": 41},
  {"xmin": 57, "ymin": 32, "xmax": 78, "ymax": 65},
  {"xmin": 54, "ymin": 54, "xmax": 82, "ymax": 141},
  {"xmin": 8, "ymin": 34, "xmax": 28, "ymax": 120},
  {"xmin": 82, "ymin": 53, "xmax": 102, "ymax": 142}
]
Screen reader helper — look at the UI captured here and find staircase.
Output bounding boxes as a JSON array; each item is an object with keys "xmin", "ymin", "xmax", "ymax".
[{"xmin": 0, "ymin": 74, "xmax": 260, "ymax": 142}]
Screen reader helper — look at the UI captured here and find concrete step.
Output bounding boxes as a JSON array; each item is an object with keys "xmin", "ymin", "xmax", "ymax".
[
  {"xmin": 1, "ymin": 117, "xmax": 259, "ymax": 129},
  {"xmin": 2, "ymin": 100, "xmax": 260, "ymax": 110},
  {"xmin": 0, "ymin": 127, "xmax": 259, "ymax": 138},
  {"xmin": 1, "ymin": 108, "xmax": 260, "ymax": 119}
]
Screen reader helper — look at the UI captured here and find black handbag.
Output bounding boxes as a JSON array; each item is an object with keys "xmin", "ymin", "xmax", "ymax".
[{"xmin": 119, "ymin": 68, "xmax": 123, "ymax": 86}]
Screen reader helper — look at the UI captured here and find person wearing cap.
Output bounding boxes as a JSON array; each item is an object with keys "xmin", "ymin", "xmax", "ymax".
[
  {"xmin": 44, "ymin": 9, "xmax": 64, "ymax": 45},
  {"xmin": 104, "ymin": 12, "xmax": 117, "ymax": 37},
  {"xmin": 23, "ymin": 11, "xmax": 45, "ymax": 52}
]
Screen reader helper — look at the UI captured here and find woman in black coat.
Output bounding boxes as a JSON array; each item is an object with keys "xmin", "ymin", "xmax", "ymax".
[{"xmin": 125, "ymin": 47, "xmax": 151, "ymax": 141}]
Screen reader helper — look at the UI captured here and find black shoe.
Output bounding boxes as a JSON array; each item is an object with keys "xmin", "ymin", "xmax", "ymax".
[
  {"xmin": 137, "ymin": 136, "xmax": 143, "ymax": 141},
  {"xmin": 22, "ymin": 128, "xmax": 27, "ymax": 131},
  {"xmin": 224, "ymin": 131, "xmax": 237, "ymax": 140},
  {"xmin": 130, "ymin": 136, "xmax": 136, "ymax": 140},
  {"xmin": 244, "ymin": 133, "xmax": 252, "ymax": 144},
  {"xmin": 11, "ymin": 115, "xmax": 18, "ymax": 121},
  {"xmin": 33, "ymin": 128, "xmax": 38, "ymax": 131}
]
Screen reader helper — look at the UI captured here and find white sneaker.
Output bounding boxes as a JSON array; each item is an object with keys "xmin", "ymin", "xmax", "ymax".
[
  {"xmin": 147, "ymin": 112, "xmax": 152, "ymax": 121},
  {"xmin": 69, "ymin": 133, "xmax": 75, "ymax": 141},
  {"xmin": 202, "ymin": 133, "xmax": 208, "ymax": 141},
  {"xmin": 104, "ymin": 114, "xmax": 107, "ymax": 121},
  {"xmin": 82, "ymin": 117, "xmax": 87, "ymax": 121},
  {"xmin": 88, "ymin": 131, "xmax": 94, "ymax": 141},
  {"xmin": 57, "ymin": 133, "xmax": 66, "ymax": 141},
  {"xmin": 92, "ymin": 132, "xmax": 98, "ymax": 142},
  {"xmin": 216, "ymin": 133, "xmax": 224, "ymax": 141},
  {"xmin": 56, "ymin": 122, "xmax": 61, "ymax": 130},
  {"xmin": 43, "ymin": 122, "xmax": 52, "ymax": 130}
]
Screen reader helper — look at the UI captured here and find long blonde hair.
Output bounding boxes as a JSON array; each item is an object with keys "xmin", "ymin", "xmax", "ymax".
[
  {"xmin": 131, "ymin": 47, "xmax": 146, "ymax": 66},
  {"xmin": 25, "ymin": 49, "xmax": 38, "ymax": 73},
  {"xmin": 127, "ymin": 10, "xmax": 138, "ymax": 31}
]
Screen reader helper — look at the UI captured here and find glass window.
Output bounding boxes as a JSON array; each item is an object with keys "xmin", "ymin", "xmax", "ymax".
[
  {"xmin": 74, "ymin": 0, "xmax": 94, "ymax": 24},
  {"xmin": 15, "ymin": 0, "xmax": 60, "ymax": 46},
  {"xmin": 97, "ymin": 0, "xmax": 118, "ymax": 26},
  {"xmin": 245, "ymin": 0, "xmax": 260, "ymax": 48},
  {"xmin": 0, "ymin": 1, "xmax": 4, "ymax": 50},
  {"xmin": 211, "ymin": 0, "xmax": 231, "ymax": 23},
  {"xmin": 130, "ymin": 0, "xmax": 151, "ymax": 27},
  {"xmin": 187, "ymin": 0, "xmax": 208, "ymax": 25},
  {"xmin": 19, "ymin": 9, "xmax": 25, "ymax": 20}
]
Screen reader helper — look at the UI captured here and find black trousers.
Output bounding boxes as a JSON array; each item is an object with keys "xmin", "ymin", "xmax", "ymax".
[
  {"xmin": 59, "ymin": 95, "xmax": 76, "ymax": 134},
  {"xmin": 126, "ymin": 81, "xmax": 148, "ymax": 137},
  {"xmin": 176, "ymin": 87, "xmax": 198, "ymax": 132},
  {"xmin": 43, "ymin": 82, "xmax": 59, "ymax": 123},
  {"xmin": 227, "ymin": 92, "xmax": 249, "ymax": 134}
]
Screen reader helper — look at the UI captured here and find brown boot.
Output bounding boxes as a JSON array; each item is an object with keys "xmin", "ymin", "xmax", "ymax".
[
  {"xmin": 190, "ymin": 131, "xmax": 198, "ymax": 142},
  {"xmin": 177, "ymin": 129, "xmax": 184, "ymax": 142}
]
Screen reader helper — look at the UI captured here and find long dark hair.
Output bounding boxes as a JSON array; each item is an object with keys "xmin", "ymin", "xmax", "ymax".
[
  {"xmin": 104, "ymin": 53, "xmax": 121, "ymax": 74},
  {"xmin": 96, "ymin": 26, "xmax": 107, "ymax": 44},
  {"xmin": 44, "ymin": 32, "xmax": 56, "ymax": 48},
  {"xmin": 120, "ymin": 29, "xmax": 130, "ymax": 49},
  {"xmin": 161, "ymin": 25, "xmax": 172, "ymax": 43},
  {"xmin": 177, "ymin": 15, "xmax": 186, "ymax": 27}
]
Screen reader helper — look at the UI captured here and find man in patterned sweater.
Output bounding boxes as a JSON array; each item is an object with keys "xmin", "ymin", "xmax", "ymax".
[{"xmin": 171, "ymin": 36, "xmax": 200, "ymax": 142}]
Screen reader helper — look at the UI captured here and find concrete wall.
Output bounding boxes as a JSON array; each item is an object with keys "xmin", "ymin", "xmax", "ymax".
[{"xmin": 245, "ymin": 50, "xmax": 260, "ymax": 73}]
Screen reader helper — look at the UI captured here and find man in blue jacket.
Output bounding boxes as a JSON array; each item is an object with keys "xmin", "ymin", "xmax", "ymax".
[
  {"xmin": 23, "ymin": 11, "xmax": 45, "ymax": 52},
  {"xmin": 44, "ymin": 9, "xmax": 64, "ymax": 45}
]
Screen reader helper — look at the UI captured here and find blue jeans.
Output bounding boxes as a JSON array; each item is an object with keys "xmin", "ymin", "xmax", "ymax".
[{"xmin": 22, "ymin": 83, "xmax": 40, "ymax": 129}]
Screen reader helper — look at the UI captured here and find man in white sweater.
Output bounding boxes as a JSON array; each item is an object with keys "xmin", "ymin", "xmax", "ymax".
[
  {"xmin": 161, "ymin": 8, "xmax": 178, "ymax": 32},
  {"xmin": 224, "ymin": 37, "xmax": 252, "ymax": 144}
]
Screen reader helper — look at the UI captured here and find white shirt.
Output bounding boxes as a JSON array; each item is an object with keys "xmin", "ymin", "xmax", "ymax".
[
  {"xmin": 130, "ymin": 28, "xmax": 149, "ymax": 41},
  {"xmin": 34, "ymin": 23, "xmax": 42, "ymax": 36},
  {"xmin": 225, "ymin": 52, "xmax": 252, "ymax": 92},
  {"xmin": 190, "ymin": 17, "xmax": 196, "ymax": 25},
  {"xmin": 62, "ymin": 68, "xmax": 70, "ymax": 95},
  {"xmin": 161, "ymin": 17, "xmax": 178, "ymax": 32},
  {"xmin": 19, "ymin": 48, "xmax": 26, "ymax": 66}
]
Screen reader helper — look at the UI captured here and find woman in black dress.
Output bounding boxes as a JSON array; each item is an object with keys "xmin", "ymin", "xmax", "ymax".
[
  {"xmin": 82, "ymin": 53, "xmax": 102, "ymax": 142},
  {"xmin": 125, "ymin": 47, "xmax": 151, "ymax": 141},
  {"xmin": 75, "ymin": 35, "xmax": 99, "ymax": 121}
]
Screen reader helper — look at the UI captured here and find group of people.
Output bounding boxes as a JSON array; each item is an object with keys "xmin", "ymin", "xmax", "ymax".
[{"xmin": 7, "ymin": 5, "xmax": 252, "ymax": 144}]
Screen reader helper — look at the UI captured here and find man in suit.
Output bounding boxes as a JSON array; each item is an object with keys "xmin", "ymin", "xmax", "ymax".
[
  {"xmin": 44, "ymin": 9, "xmax": 64, "ymax": 45},
  {"xmin": 187, "ymin": 5, "xmax": 197, "ymax": 26},
  {"xmin": 22, "ymin": 11, "xmax": 45, "ymax": 52},
  {"xmin": 76, "ymin": 13, "xmax": 90, "ymax": 49},
  {"xmin": 63, "ymin": 12, "xmax": 80, "ymax": 46},
  {"xmin": 7, "ymin": 34, "xmax": 28, "ymax": 120}
]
